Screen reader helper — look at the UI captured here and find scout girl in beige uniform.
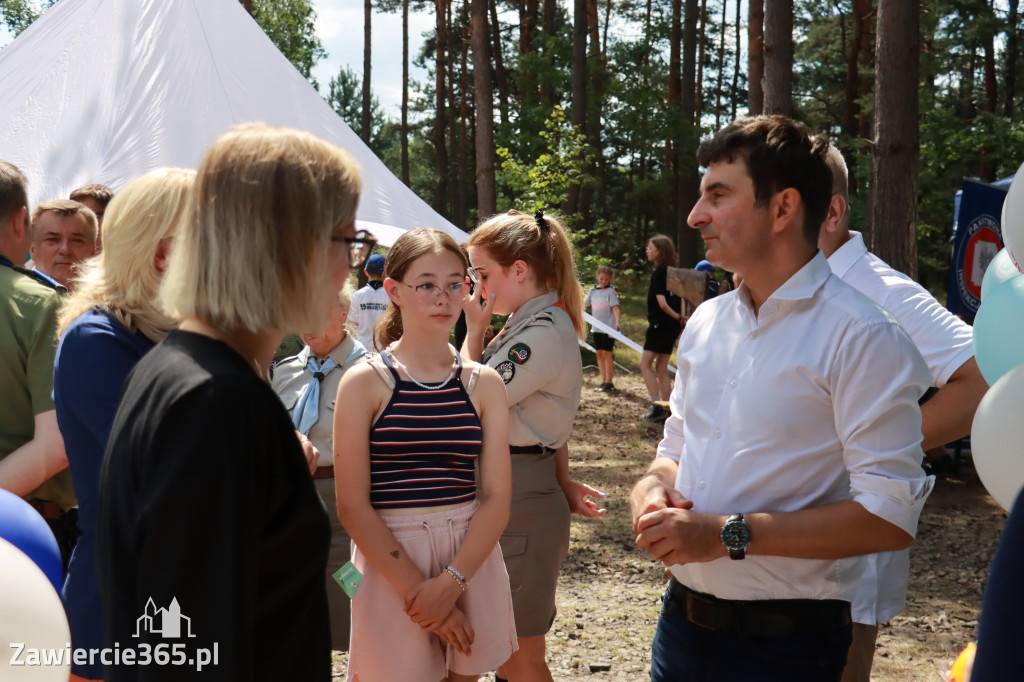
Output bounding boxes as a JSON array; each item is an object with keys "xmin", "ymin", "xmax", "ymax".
[{"xmin": 462, "ymin": 210, "xmax": 605, "ymax": 682}]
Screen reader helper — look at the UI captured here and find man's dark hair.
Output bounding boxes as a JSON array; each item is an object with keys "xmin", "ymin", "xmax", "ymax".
[
  {"xmin": 0, "ymin": 159, "xmax": 28, "ymax": 223},
  {"xmin": 696, "ymin": 116, "xmax": 832, "ymax": 246}
]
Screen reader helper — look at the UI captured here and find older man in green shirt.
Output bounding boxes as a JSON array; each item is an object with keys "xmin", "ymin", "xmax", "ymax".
[{"xmin": 0, "ymin": 160, "xmax": 75, "ymax": 569}]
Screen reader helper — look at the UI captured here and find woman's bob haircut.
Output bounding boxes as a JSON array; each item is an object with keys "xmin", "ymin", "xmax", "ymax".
[{"xmin": 160, "ymin": 123, "xmax": 362, "ymax": 334}]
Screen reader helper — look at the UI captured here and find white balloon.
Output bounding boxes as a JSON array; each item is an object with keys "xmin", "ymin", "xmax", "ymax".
[
  {"xmin": 971, "ymin": 362, "xmax": 1024, "ymax": 510},
  {"xmin": 0, "ymin": 538, "xmax": 71, "ymax": 681},
  {"xmin": 1002, "ymin": 161, "xmax": 1024, "ymax": 271}
]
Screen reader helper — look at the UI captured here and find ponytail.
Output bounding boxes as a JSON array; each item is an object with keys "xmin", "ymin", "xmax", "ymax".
[{"xmin": 469, "ymin": 210, "xmax": 585, "ymax": 338}]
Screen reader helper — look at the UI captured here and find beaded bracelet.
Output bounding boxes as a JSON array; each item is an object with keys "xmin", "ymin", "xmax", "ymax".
[{"xmin": 444, "ymin": 565, "xmax": 467, "ymax": 592}]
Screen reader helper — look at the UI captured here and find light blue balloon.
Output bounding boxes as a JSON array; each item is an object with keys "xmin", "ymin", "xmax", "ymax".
[
  {"xmin": 974, "ymin": 275, "xmax": 1024, "ymax": 385},
  {"xmin": 981, "ymin": 247, "xmax": 1022, "ymax": 300}
]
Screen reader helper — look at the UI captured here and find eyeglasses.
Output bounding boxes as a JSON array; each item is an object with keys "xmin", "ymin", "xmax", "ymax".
[
  {"xmin": 398, "ymin": 280, "xmax": 467, "ymax": 301},
  {"xmin": 331, "ymin": 229, "xmax": 378, "ymax": 269},
  {"xmin": 466, "ymin": 263, "xmax": 495, "ymax": 285}
]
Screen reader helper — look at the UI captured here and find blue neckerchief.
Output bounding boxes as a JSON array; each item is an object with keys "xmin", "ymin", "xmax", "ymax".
[{"xmin": 292, "ymin": 356, "xmax": 338, "ymax": 435}]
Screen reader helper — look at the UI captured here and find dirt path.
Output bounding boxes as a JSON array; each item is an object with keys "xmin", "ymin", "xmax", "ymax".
[{"xmin": 332, "ymin": 371, "xmax": 1007, "ymax": 680}]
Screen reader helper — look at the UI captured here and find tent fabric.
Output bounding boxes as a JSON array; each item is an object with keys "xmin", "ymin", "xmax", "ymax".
[
  {"xmin": 0, "ymin": 0, "xmax": 628, "ymax": 350},
  {"xmin": 0, "ymin": 0, "xmax": 461, "ymax": 247}
]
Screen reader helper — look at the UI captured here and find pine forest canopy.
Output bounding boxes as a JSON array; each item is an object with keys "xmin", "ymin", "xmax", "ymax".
[{"xmin": 3, "ymin": 0, "xmax": 1022, "ymax": 294}]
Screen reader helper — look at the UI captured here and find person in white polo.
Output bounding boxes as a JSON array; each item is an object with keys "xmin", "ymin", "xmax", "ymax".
[{"xmin": 818, "ymin": 143, "xmax": 989, "ymax": 682}]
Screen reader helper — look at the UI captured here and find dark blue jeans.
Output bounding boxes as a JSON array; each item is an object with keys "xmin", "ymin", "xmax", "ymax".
[{"xmin": 650, "ymin": 588, "xmax": 852, "ymax": 682}]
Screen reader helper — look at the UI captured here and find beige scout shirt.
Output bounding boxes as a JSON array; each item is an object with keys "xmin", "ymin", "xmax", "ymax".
[
  {"xmin": 482, "ymin": 290, "xmax": 582, "ymax": 448},
  {"xmin": 270, "ymin": 334, "xmax": 369, "ymax": 462}
]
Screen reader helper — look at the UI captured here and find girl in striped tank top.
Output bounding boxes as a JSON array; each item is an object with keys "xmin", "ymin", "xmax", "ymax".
[{"xmin": 334, "ymin": 228, "xmax": 517, "ymax": 682}]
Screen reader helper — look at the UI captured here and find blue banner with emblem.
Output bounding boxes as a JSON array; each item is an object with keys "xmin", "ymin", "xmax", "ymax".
[{"xmin": 946, "ymin": 178, "xmax": 1009, "ymax": 320}]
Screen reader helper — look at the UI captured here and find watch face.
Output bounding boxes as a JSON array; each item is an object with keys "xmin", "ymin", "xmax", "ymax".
[{"xmin": 722, "ymin": 522, "xmax": 750, "ymax": 548}]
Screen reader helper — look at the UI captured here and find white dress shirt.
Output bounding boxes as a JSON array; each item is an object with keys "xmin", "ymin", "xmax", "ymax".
[
  {"xmin": 657, "ymin": 252, "xmax": 933, "ymax": 603},
  {"xmin": 830, "ymin": 231, "xmax": 972, "ymax": 624}
]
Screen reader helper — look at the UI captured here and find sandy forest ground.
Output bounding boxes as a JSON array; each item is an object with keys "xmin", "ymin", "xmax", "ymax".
[{"xmin": 332, "ymin": 370, "xmax": 1007, "ymax": 681}]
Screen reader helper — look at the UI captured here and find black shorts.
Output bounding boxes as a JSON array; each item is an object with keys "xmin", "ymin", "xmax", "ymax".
[
  {"xmin": 592, "ymin": 332, "xmax": 615, "ymax": 352},
  {"xmin": 644, "ymin": 320, "xmax": 680, "ymax": 355}
]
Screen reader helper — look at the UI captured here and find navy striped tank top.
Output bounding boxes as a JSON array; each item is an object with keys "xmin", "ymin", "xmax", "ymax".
[{"xmin": 369, "ymin": 350, "xmax": 482, "ymax": 509}]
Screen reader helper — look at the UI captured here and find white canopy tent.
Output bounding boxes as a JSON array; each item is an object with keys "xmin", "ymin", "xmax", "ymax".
[
  {"xmin": 0, "ymin": 0, "xmax": 642, "ymax": 357},
  {"xmin": 0, "ymin": 0, "xmax": 463, "ymax": 247}
]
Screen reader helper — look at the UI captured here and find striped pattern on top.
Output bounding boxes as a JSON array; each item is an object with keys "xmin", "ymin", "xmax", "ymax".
[{"xmin": 369, "ymin": 369, "xmax": 482, "ymax": 510}]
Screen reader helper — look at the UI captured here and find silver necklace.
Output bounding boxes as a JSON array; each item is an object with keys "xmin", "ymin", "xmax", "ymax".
[{"xmin": 384, "ymin": 345, "xmax": 458, "ymax": 390}]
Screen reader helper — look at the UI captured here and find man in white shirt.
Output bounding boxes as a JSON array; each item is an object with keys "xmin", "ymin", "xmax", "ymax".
[
  {"xmin": 630, "ymin": 116, "xmax": 933, "ymax": 681},
  {"xmin": 348, "ymin": 253, "xmax": 389, "ymax": 352},
  {"xmin": 820, "ymin": 144, "xmax": 988, "ymax": 682}
]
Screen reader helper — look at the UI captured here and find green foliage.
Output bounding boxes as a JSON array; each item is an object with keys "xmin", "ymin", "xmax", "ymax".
[
  {"xmin": 495, "ymin": 106, "xmax": 595, "ymax": 215},
  {"xmin": 247, "ymin": 0, "xmax": 326, "ymax": 87},
  {"xmin": 917, "ymin": 110, "xmax": 1024, "ymax": 292},
  {"xmin": 0, "ymin": 0, "xmax": 53, "ymax": 37},
  {"xmin": 325, "ymin": 65, "xmax": 391, "ymax": 156}
]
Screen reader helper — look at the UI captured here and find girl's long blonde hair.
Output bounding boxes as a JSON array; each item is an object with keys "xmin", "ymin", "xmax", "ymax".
[
  {"xmin": 468, "ymin": 210, "xmax": 585, "ymax": 337},
  {"xmin": 58, "ymin": 168, "xmax": 195, "ymax": 342}
]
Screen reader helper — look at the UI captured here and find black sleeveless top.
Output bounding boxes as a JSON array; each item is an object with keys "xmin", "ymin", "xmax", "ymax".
[{"xmin": 369, "ymin": 351, "xmax": 482, "ymax": 509}]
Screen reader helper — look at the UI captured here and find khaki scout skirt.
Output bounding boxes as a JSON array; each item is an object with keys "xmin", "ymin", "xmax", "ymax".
[{"xmin": 499, "ymin": 446, "xmax": 571, "ymax": 637}]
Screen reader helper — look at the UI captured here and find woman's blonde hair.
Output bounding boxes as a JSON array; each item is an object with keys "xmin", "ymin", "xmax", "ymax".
[
  {"xmin": 468, "ymin": 210, "xmax": 584, "ymax": 337},
  {"xmin": 375, "ymin": 228, "xmax": 468, "ymax": 350},
  {"xmin": 338, "ymin": 281, "xmax": 354, "ymax": 312},
  {"xmin": 160, "ymin": 123, "xmax": 361, "ymax": 334},
  {"xmin": 57, "ymin": 168, "xmax": 195, "ymax": 342}
]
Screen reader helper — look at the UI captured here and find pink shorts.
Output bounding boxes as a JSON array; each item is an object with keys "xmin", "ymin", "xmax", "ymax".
[{"xmin": 347, "ymin": 501, "xmax": 518, "ymax": 681}]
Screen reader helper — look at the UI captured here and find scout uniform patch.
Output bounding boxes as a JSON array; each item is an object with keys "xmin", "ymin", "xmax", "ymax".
[
  {"xmin": 497, "ymin": 360, "xmax": 516, "ymax": 383},
  {"xmin": 508, "ymin": 343, "xmax": 531, "ymax": 364}
]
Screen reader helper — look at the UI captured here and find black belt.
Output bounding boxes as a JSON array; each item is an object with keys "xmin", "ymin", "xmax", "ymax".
[
  {"xmin": 668, "ymin": 578, "xmax": 851, "ymax": 638},
  {"xmin": 509, "ymin": 445, "xmax": 556, "ymax": 455}
]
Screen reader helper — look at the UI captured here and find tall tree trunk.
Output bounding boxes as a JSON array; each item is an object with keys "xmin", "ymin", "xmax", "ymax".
[
  {"xmin": 1005, "ymin": 0, "xmax": 1020, "ymax": 117},
  {"xmin": 450, "ymin": 4, "xmax": 469, "ymax": 228},
  {"xmin": 748, "ymin": 0, "xmax": 764, "ymax": 114},
  {"xmin": 843, "ymin": 0, "xmax": 869, "ymax": 138},
  {"xmin": 472, "ymin": 0, "xmax": 497, "ymax": 217},
  {"xmin": 434, "ymin": 0, "xmax": 450, "ymax": 214},
  {"xmin": 678, "ymin": 0, "xmax": 700, "ymax": 266},
  {"xmin": 243, "ymin": 0, "xmax": 253, "ymax": 14},
  {"xmin": 665, "ymin": 0, "xmax": 681, "ymax": 236},
  {"xmin": 715, "ymin": 0, "xmax": 727, "ymax": 127},
  {"xmin": 541, "ymin": 0, "xmax": 557, "ymax": 107},
  {"xmin": 519, "ymin": 0, "xmax": 540, "ymax": 130},
  {"xmin": 732, "ymin": 0, "xmax": 741, "ymax": 119},
  {"xmin": 587, "ymin": 0, "xmax": 605, "ymax": 215},
  {"xmin": 401, "ymin": 0, "xmax": 410, "ymax": 185},
  {"xmin": 868, "ymin": 0, "xmax": 918, "ymax": 277},
  {"xmin": 489, "ymin": 0, "xmax": 510, "ymax": 125},
  {"xmin": 565, "ymin": 0, "xmax": 588, "ymax": 217},
  {"xmin": 362, "ymin": 0, "xmax": 372, "ymax": 143},
  {"xmin": 639, "ymin": 0, "xmax": 652, "ymax": 245},
  {"xmin": 857, "ymin": 10, "xmax": 874, "ymax": 141},
  {"xmin": 979, "ymin": 1, "xmax": 998, "ymax": 181},
  {"xmin": 695, "ymin": 0, "xmax": 708, "ymax": 119},
  {"xmin": 763, "ymin": 0, "xmax": 793, "ymax": 116}
]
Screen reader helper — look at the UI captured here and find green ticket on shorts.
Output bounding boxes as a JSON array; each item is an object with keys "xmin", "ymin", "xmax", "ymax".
[{"xmin": 333, "ymin": 561, "xmax": 362, "ymax": 599}]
